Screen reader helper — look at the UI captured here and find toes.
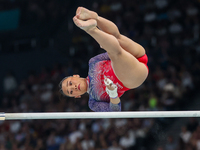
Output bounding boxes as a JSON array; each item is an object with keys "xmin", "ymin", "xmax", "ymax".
[
  {"xmin": 73, "ymin": 16, "xmax": 82, "ymax": 27},
  {"xmin": 73, "ymin": 16, "xmax": 97, "ymax": 31},
  {"xmin": 76, "ymin": 7, "xmax": 82, "ymax": 17}
]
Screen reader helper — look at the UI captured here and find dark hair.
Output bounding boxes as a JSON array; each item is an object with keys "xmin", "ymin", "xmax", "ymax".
[{"xmin": 58, "ymin": 76, "xmax": 71, "ymax": 97}]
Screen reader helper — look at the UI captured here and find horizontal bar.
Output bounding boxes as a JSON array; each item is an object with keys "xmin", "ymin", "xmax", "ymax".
[
  {"xmin": 0, "ymin": 112, "xmax": 5, "ymax": 120},
  {"xmin": 2, "ymin": 111, "xmax": 200, "ymax": 120}
]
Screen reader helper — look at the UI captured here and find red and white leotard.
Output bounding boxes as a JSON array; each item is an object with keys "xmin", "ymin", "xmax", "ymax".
[{"xmin": 87, "ymin": 52, "xmax": 148, "ymax": 112}]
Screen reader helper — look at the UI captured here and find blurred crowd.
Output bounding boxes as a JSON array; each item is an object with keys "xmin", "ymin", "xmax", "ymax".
[
  {"xmin": 156, "ymin": 118, "xmax": 200, "ymax": 150},
  {"xmin": 0, "ymin": 0, "xmax": 70, "ymax": 25},
  {"xmin": 178, "ymin": 118, "xmax": 200, "ymax": 150},
  {"xmin": 1, "ymin": 0, "xmax": 200, "ymax": 150}
]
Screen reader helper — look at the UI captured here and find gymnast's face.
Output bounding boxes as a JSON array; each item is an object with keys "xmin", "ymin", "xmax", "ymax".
[{"xmin": 61, "ymin": 75, "xmax": 87, "ymax": 98}]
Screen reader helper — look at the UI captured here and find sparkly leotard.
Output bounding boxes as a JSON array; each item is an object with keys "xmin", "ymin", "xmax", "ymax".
[{"xmin": 87, "ymin": 52, "xmax": 148, "ymax": 112}]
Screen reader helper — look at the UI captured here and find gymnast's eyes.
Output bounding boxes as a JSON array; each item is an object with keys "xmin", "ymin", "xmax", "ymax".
[
  {"xmin": 70, "ymin": 90, "xmax": 73, "ymax": 94},
  {"xmin": 69, "ymin": 81, "xmax": 72, "ymax": 85}
]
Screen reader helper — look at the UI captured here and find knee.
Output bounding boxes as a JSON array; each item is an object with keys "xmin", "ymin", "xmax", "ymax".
[{"xmin": 107, "ymin": 48, "xmax": 122, "ymax": 59}]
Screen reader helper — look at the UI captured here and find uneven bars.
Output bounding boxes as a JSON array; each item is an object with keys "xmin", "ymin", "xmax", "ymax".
[{"xmin": 0, "ymin": 111, "xmax": 200, "ymax": 120}]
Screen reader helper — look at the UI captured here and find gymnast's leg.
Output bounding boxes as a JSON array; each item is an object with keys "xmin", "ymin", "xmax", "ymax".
[
  {"xmin": 73, "ymin": 17, "xmax": 148, "ymax": 89},
  {"xmin": 76, "ymin": 7, "xmax": 145, "ymax": 58}
]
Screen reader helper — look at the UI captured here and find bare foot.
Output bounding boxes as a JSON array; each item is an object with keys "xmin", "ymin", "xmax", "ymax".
[
  {"xmin": 73, "ymin": 16, "xmax": 97, "ymax": 31},
  {"xmin": 76, "ymin": 7, "xmax": 98, "ymax": 20}
]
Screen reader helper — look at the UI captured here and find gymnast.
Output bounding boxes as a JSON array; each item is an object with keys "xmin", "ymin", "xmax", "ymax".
[{"xmin": 59, "ymin": 7, "xmax": 149, "ymax": 112}]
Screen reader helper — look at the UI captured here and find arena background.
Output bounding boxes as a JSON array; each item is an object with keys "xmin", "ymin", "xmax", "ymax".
[{"xmin": 0, "ymin": 0, "xmax": 200, "ymax": 150}]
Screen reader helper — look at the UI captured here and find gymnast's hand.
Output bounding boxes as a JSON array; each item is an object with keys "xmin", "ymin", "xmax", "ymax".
[{"xmin": 104, "ymin": 76, "xmax": 118, "ymax": 99}]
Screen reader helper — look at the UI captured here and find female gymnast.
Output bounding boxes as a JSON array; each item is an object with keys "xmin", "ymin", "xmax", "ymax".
[{"xmin": 59, "ymin": 7, "xmax": 149, "ymax": 112}]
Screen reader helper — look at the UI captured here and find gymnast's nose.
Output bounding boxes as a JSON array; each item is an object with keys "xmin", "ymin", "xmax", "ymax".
[{"xmin": 74, "ymin": 84, "xmax": 78, "ymax": 90}]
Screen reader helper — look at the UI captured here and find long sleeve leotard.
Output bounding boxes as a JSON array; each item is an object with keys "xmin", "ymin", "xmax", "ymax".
[{"xmin": 87, "ymin": 52, "xmax": 130, "ymax": 112}]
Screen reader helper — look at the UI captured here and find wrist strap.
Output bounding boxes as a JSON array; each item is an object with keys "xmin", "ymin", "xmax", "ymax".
[
  {"xmin": 106, "ymin": 84, "xmax": 118, "ymax": 99},
  {"xmin": 104, "ymin": 76, "xmax": 118, "ymax": 99}
]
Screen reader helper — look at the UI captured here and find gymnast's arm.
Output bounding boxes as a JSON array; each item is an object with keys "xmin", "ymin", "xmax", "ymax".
[
  {"xmin": 88, "ymin": 97, "xmax": 121, "ymax": 112},
  {"xmin": 89, "ymin": 52, "xmax": 110, "ymax": 64}
]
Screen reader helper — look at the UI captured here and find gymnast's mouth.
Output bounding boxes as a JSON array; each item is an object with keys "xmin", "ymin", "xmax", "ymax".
[{"xmin": 78, "ymin": 84, "xmax": 81, "ymax": 91}]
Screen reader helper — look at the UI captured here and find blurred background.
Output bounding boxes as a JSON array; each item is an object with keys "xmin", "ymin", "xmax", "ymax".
[{"xmin": 0, "ymin": 0, "xmax": 200, "ymax": 150}]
